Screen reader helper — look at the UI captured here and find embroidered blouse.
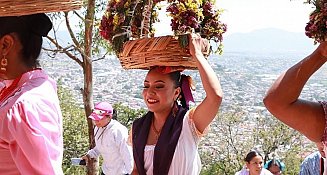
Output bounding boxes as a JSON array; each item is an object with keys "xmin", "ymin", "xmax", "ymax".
[{"xmin": 140, "ymin": 108, "xmax": 207, "ymax": 175}]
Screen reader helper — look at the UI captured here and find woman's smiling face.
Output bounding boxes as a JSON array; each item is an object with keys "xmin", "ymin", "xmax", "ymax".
[
  {"xmin": 142, "ymin": 69, "xmax": 180, "ymax": 113},
  {"xmin": 246, "ymin": 155, "xmax": 263, "ymax": 175}
]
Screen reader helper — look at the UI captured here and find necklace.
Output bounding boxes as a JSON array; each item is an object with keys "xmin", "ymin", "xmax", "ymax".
[
  {"xmin": 0, "ymin": 68, "xmax": 41, "ymax": 103},
  {"xmin": 0, "ymin": 75, "xmax": 22, "ymax": 102},
  {"xmin": 152, "ymin": 118, "xmax": 162, "ymax": 141}
]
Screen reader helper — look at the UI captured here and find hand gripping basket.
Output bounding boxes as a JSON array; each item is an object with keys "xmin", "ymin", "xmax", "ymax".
[{"xmin": 0, "ymin": 0, "xmax": 83, "ymax": 17}]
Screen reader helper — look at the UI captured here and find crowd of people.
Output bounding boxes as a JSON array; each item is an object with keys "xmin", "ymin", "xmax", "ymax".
[{"xmin": 1, "ymin": 6, "xmax": 327, "ymax": 175}]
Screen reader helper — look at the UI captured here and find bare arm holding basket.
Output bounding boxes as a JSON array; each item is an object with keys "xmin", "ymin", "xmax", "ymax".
[{"xmin": 188, "ymin": 33, "xmax": 223, "ymax": 133}]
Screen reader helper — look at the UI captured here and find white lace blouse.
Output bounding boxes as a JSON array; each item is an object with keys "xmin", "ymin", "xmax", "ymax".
[{"xmin": 142, "ymin": 108, "xmax": 207, "ymax": 175}]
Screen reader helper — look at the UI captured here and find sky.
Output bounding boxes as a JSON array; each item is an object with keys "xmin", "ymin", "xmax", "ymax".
[
  {"xmin": 58, "ymin": 0, "xmax": 315, "ymax": 36},
  {"xmin": 216, "ymin": 0, "xmax": 314, "ymax": 35},
  {"xmin": 153, "ymin": 0, "xmax": 315, "ymax": 36}
]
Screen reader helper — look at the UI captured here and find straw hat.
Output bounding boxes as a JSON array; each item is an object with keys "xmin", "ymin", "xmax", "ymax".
[{"xmin": 0, "ymin": 0, "xmax": 82, "ymax": 17}]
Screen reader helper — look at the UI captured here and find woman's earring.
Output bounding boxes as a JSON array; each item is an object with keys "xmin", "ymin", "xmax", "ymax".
[{"xmin": 0, "ymin": 55, "xmax": 8, "ymax": 72}]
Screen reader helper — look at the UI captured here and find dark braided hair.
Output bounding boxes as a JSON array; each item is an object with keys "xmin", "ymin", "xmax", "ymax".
[{"xmin": 0, "ymin": 13, "xmax": 52, "ymax": 68}]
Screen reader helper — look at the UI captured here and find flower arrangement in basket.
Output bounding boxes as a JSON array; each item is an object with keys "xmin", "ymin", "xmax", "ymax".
[
  {"xmin": 305, "ymin": 0, "xmax": 327, "ymax": 43},
  {"xmin": 100, "ymin": 0, "xmax": 227, "ymax": 69}
]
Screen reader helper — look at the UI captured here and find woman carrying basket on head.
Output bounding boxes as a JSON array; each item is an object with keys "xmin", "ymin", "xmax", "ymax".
[
  {"xmin": 130, "ymin": 33, "xmax": 223, "ymax": 175},
  {"xmin": 0, "ymin": 13, "xmax": 64, "ymax": 174}
]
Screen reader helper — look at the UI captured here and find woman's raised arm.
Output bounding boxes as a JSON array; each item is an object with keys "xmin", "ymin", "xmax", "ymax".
[
  {"xmin": 263, "ymin": 42, "xmax": 327, "ymax": 142},
  {"xmin": 189, "ymin": 34, "xmax": 223, "ymax": 133}
]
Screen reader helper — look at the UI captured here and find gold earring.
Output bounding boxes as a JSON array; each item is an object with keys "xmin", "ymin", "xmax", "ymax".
[{"xmin": 0, "ymin": 55, "xmax": 8, "ymax": 72}]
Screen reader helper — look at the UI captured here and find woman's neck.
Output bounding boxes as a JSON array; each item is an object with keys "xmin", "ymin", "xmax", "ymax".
[
  {"xmin": 153, "ymin": 108, "xmax": 172, "ymax": 126},
  {"xmin": 6, "ymin": 64, "xmax": 34, "ymax": 80},
  {"xmin": 105, "ymin": 118, "xmax": 112, "ymax": 127}
]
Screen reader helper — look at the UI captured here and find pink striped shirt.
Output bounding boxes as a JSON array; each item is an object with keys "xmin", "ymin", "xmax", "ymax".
[{"xmin": 0, "ymin": 69, "xmax": 63, "ymax": 175}]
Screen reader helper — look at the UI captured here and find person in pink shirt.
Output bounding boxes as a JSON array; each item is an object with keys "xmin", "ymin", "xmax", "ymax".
[
  {"xmin": 0, "ymin": 13, "xmax": 63, "ymax": 174},
  {"xmin": 263, "ymin": 42, "xmax": 327, "ymax": 175}
]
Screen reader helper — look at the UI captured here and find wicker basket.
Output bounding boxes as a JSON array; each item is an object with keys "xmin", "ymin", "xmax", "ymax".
[
  {"xmin": 119, "ymin": 35, "xmax": 209, "ymax": 70},
  {"xmin": 114, "ymin": 1, "xmax": 209, "ymax": 70},
  {"xmin": 0, "ymin": 0, "xmax": 82, "ymax": 17}
]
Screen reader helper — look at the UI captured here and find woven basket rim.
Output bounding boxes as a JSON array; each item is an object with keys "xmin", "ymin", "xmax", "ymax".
[
  {"xmin": 0, "ymin": 0, "xmax": 82, "ymax": 17},
  {"xmin": 118, "ymin": 35, "xmax": 209, "ymax": 70}
]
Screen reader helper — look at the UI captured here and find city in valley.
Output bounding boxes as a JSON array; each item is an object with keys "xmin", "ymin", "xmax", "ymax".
[{"xmin": 42, "ymin": 51, "xmax": 326, "ymax": 158}]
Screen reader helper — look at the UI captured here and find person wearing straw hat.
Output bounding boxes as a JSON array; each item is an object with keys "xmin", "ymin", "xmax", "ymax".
[
  {"xmin": 82, "ymin": 102, "xmax": 133, "ymax": 175},
  {"xmin": 130, "ymin": 33, "xmax": 223, "ymax": 175},
  {"xmin": 0, "ymin": 13, "xmax": 64, "ymax": 174}
]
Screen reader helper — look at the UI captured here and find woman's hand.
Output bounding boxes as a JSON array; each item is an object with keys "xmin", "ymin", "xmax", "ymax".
[
  {"xmin": 188, "ymin": 33, "xmax": 209, "ymax": 57},
  {"xmin": 313, "ymin": 42, "xmax": 327, "ymax": 61},
  {"xmin": 81, "ymin": 154, "xmax": 89, "ymax": 165}
]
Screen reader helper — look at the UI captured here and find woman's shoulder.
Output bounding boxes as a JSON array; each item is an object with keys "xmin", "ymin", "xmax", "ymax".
[
  {"xmin": 234, "ymin": 168, "xmax": 248, "ymax": 175},
  {"xmin": 111, "ymin": 120, "xmax": 128, "ymax": 132}
]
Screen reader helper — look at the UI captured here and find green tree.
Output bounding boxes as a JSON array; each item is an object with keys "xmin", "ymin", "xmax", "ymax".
[
  {"xmin": 45, "ymin": 1, "xmax": 111, "ymax": 174},
  {"xmin": 113, "ymin": 103, "xmax": 147, "ymax": 129},
  {"xmin": 254, "ymin": 114, "xmax": 308, "ymax": 174},
  {"xmin": 58, "ymin": 81, "xmax": 148, "ymax": 174},
  {"xmin": 200, "ymin": 108, "xmax": 312, "ymax": 175},
  {"xmin": 57, "ymin": 81, "xmax": 89, "ymax": 175},
  {"xmin": 200, "ymin": 109, "xmax": 254, "ymax": 175}
]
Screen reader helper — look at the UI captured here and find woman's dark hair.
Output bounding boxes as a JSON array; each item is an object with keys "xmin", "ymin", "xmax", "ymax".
[
  {"xmin": 265, "ymin": 159, "xmax": 285, "ymax": 171},
  {"xmin": 0, "ymin": 13, "xmax": 52, "ymax": 67},
  {"xmin": 168, "ymin": 71, "xmax": 188, "ymax": 108},
  {"xmin": 244, "ymin": 150, "xmax": 263, "ymax": 163}
]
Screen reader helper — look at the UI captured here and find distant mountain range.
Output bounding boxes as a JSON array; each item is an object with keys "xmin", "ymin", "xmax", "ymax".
[
  {"xmin": 49, "ymin": 28, "xmax": 318, "ymax": 54},
  {"xmin": 222, "ymin": 28, "xmax": 317, "ymax": 53}
]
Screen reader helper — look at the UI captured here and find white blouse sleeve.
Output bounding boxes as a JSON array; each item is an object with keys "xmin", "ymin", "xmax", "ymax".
[{"xmin": 186, "ymin": 107, "xmax": 210, "ymax": 144}]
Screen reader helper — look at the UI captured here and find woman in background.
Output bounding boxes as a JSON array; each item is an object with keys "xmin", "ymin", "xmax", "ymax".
[
  {"xmin": 235, "ymin": 150, "xmax": 273, "ymax": 175},
  {"xmin": 264, "ymin": 159, "xmax": 285, "ymax": 175}
]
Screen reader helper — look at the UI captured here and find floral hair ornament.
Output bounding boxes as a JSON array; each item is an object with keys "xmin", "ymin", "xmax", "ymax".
[
  {"xmin": 154, "ymin": 66, "xmax": 185, "ymax": 74},
  {"xmin": 181, "ymin": 75, "xmax": 195, "ymax": 108}
]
